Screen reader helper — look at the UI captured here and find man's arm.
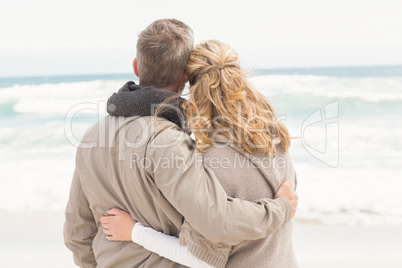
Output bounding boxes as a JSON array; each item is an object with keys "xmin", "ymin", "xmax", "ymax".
[
  {"xmin": 144, "ymin": 122, "xmax": 293, "ymax": 245},
  {"xmin": 64, "ymin": 169, "xmax": 97, "ymax": 268}
]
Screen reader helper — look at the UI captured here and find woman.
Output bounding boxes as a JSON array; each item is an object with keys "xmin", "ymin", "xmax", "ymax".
[{"xmin": 101, "ymin": 40, "xmax": 298, "ymax": 268}]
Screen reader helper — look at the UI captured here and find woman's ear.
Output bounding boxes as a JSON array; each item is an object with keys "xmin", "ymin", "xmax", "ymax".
[{"xmin": 133, "ymin": 58, "xmax": 139, "ymax": 77}]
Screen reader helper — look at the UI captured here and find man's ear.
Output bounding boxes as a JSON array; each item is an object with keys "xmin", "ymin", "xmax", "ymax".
[
  {"xmin": 133, "ymin": 58, "xmax": 139, "ymax": 77},
  {"xmin": 182, "ymin": 72, "xmax": 189, "ymax": 83}
]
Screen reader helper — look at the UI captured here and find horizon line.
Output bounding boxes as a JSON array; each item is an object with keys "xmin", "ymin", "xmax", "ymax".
[{"xmin": 1, "ymin": 63, "xmax": 402, "ymax": 79}]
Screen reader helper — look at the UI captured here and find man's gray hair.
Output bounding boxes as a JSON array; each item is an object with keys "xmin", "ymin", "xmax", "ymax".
[{"xmin": 136, "ymin": 19, "xmax": 194, "ymax": 88}]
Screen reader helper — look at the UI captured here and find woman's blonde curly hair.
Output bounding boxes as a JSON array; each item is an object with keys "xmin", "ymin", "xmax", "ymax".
[{"xmin": 182, "ymin": 40, "xmax": 290, "ymax": 156}]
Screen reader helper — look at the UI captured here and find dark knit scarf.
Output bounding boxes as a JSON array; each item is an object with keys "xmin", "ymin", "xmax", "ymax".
[{"xmin": 107, "ymin": 81, "xmax": 189, "ymax": 133}]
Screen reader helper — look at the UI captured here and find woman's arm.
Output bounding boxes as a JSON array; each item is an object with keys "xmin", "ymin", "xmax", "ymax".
[
  {"xmin": 100, "ymin": 208, "xmax": 214, "ymax": 268},
  {"xmin": 133, "ymin": 222, "xmax": 214, "ymax": 268}
]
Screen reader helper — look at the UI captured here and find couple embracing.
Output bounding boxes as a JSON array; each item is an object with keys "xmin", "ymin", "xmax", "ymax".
[{"xmin": 64, "ymin": 18, "xmax": 298, "ymax": 268}]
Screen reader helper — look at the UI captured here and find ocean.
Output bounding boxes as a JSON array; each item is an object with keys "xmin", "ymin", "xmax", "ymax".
[{"xmin": 1, "ymin": 66, "xmax": 401, "ymax": 225}]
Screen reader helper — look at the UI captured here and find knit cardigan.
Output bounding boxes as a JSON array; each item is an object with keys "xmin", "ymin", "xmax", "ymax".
[{"xmin": 179, "ymin": 135, "xmax": 298, "ymax": 268}]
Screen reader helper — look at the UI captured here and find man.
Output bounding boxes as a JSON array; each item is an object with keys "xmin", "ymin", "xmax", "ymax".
[{"xmin": 64, "ymin": 18, "xmax": 297, "ymax": 268}]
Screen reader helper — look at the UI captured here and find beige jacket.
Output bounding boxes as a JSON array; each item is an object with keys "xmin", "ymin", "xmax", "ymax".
[{"xmin": 64, "ymin": 115, "xmax": 292, "ymax": 268}]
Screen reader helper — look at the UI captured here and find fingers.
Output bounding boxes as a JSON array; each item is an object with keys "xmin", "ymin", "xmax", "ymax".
[
  {"xmin": 101, "ymin": 208, "xmax": 134, "ymax": 242},
  {"xmin": 103, "ymin": 228, "xmax": 112, "ymax": 235},
  {"xmin": 101, "ymin": 208, "xmax": 124, "ymax": 226},
  {"xmin": 292, "ymin": 191, "xmax": 298, "ymax": 218},
  {"xmin": 277, "ymin": 180, "xmax": 292, "ymax": 194},
  {"xmin": 107, "ymin": 208, "xmax": 124, "ymax": 216},
  {"xmin": 283, "ymin": 180, "xmax": 292, "ymax": 189},
  {"xmin": 100, "ymin": 216, "xmax": 110, "ymax": 224},
  {"xmin": 103, "ymin": 227, "xmax": 118, "ymax": 242},
  {"xmin": 106, "ymin": 235, "xmax": 117, "ymax": 242}
]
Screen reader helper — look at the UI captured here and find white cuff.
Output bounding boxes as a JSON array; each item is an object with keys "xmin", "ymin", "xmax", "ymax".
[
  {"xmin": 131, "ymin": 222, "xmax": 144, "ymax": 243},
  {"xmin": 131, "ymin": 222, "xmax": 214, "ymax": 268}
]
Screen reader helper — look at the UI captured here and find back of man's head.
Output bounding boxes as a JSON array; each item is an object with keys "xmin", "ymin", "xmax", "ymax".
[{"xmin": 136, "ymin": 19, "xmax": 194, "ymax": 88}]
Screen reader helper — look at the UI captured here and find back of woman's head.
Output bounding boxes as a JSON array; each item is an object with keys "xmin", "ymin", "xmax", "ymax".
[{"xmin": 183, "ymin": 40, "xmax": 290, "ymax": 156}]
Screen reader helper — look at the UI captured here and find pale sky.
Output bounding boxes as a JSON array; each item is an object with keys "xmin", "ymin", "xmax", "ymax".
[{"xmin": 1, "ymin": 0, "xmax": 401, "ymax": 77}]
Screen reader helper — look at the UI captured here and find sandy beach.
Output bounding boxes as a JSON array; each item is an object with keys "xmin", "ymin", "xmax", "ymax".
[{"xmin": 0, "ymin": 209, "xmax": 401, "ymax": 268}]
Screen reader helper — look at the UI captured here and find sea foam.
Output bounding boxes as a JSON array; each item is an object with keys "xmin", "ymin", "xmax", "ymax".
[{"xmin": 1, "ymin": 70, "xmax": 401, "ymax": 225}]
